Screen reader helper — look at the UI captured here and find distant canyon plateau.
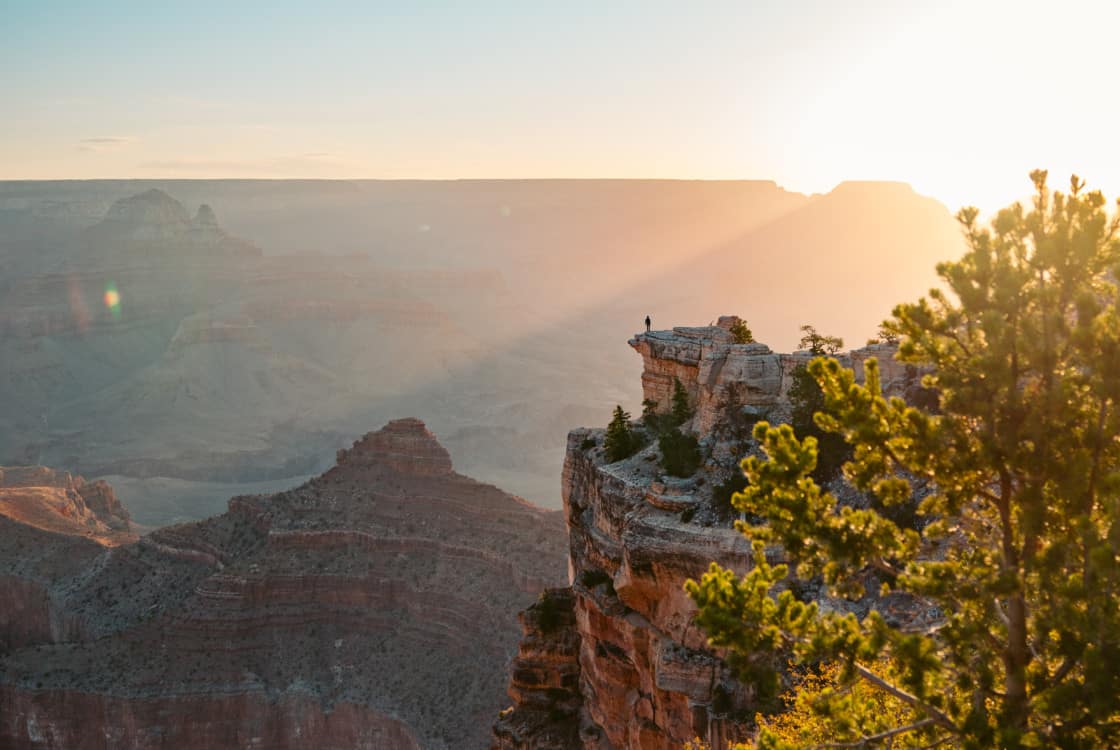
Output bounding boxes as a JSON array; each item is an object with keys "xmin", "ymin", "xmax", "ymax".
[{"xmin": 0, "ymin": 179, "xmax": 964, "ymax": 525}]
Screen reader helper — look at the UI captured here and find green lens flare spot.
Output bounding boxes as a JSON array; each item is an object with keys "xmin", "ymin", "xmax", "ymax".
[{"xmin": 103, "ymin": 282, "xmax": 122, "ymax": 320}]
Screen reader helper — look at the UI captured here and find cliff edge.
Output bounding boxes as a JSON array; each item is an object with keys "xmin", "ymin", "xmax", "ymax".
[{"xmin": 495, "ymin": 318, "xmax": 926, "ymax": 749}]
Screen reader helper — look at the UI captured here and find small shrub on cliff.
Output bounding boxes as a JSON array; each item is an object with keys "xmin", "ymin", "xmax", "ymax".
[
  {"xmin": 729, "ymin": 318, "xmax": 755, "ymax": 344},
  {"xmin": 604, "ymin": 405, "xmax": 640, "ymax": 462},
  {"xmin": 534, "ymin": 591, "xmax": 563, "ymax": 635},
  {"xmin": 797, "ymin": 324, "xmax": 843, "ymax": 356},
  {"xmin": 658, "ymin": 430, "xmax": 701, "ymax": 477},
  {"xmin": 866, "ymin": 321, "xmax": 900, "ymax": 346}
]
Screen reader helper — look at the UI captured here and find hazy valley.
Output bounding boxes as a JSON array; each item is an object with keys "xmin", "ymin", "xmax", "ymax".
[{"xmin": 0, "ymin": 179, "xmax": 963, "ymax": 526}]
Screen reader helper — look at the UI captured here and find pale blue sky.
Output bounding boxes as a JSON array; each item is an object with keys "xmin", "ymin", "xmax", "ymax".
[{"xmin": 4, "ymin": 1, "xmax": 1118, "ymax": 210}]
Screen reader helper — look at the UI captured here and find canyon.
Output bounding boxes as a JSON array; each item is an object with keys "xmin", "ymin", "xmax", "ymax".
[
  {"xmin": 1, "ymin": 180, "xmax": 963, "ymax": 522},
  {"xmin": 0, "ymin": 419, "xmax": 567, "ymax": 749},
  {"xmin": 494, "ymin": 318, "xmax": 927, "ymax": 749}
]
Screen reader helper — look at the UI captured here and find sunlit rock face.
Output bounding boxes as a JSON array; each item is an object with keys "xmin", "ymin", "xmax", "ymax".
[
  {"xmin": 495, "ymin": 322, "xmax": 925, "ymax": 749},
  {"xmin": 0, "ymin": 465, "xmax": 133, "ymax": 542},
  {"xmin": 0, "ymin": 420, "xmax": 567, "ymax": 749},
  {"xmin": 629, "ymin": 316, "xmax": 916, "ymax": 435}
]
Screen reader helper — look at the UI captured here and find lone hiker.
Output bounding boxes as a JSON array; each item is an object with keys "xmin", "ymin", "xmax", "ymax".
[{"xmin": 645, "ymin": 315, "xmax": 651, "ymax": 333}]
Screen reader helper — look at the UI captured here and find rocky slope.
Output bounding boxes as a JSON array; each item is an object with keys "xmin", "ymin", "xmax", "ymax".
[
  {"xmin": 0, "ymin": 419, "xmax": 567, "ymax": 749},
  {"xmin": 494, "ymin": 318, "xmax": 926, "ymax": 749}
]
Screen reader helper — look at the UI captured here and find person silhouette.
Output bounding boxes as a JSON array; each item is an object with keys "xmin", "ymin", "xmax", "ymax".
[{"xmin": 645, "ymin": 315, "xmax": 651, "ymax": 333}]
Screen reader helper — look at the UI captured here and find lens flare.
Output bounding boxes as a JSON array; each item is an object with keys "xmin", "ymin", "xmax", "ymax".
[{"xmin": 103, "ymin": 283, "xmax": 122, "ymax": 320}]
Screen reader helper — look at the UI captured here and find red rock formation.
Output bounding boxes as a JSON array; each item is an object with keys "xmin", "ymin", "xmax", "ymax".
[{"xmin": 0, "ymin": 420, "xmax": 567, "ymax": 749}]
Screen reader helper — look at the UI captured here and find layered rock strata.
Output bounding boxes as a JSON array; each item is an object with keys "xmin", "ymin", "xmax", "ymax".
[
  {"xmin": 0, "ymin": 419, "xmax": 567, "ymax": 749},
  {"xmin": 495, "ymin": 321, "xmax": 924, "ymax": 749}
]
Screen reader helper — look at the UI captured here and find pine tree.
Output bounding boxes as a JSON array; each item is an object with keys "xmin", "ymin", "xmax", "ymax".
[
  {"xmin": 729, "ymin": 318, "xmax": 755, "ymax": 344},
  {"xmin": 670, "ymin": 377, "xmax": 693, "ymax": 427},
  {"xmin": 658, "ymin": 430, "xmax": 701, "ymax": 477},
  {"xmin": 787, "ymin": 364, "xmax": 848, "ymax": 484},
  {"xmin": 687, "ymin": 172, "xmax": 1120, "ymax": 748},
  {"xmin": 604, "ymin": 405, "xmax": 637, "ymax": 463}
]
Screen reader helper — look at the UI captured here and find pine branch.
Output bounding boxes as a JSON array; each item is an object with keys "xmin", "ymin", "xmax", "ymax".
[{"xmin": 854, "ymin": 664, "xmax": 956, "ymax": 732}]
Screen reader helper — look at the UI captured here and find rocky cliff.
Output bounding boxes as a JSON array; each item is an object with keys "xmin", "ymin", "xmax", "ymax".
[
  {"xmin": 495, "ymin": 319, "xmax": 925, "ymax": 749},
  {"xmin": 0, "ymin": 419, "xmax": 568, "ymax": 749}
]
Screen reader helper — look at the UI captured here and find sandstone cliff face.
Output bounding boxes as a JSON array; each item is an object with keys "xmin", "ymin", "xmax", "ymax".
[
  {"xmin": 0, "ymin": 420, "xmax": 568, "ymax": 749},
  {"xmin": 496, "ymin": 321, "xmax": 923, "ymax": 749}
]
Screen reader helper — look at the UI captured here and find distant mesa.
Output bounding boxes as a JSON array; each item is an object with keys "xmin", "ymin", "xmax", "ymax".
[
  {"xmin": 86, "ymin": 188, "xmax": 261, "ymax": 258},
  {"xmin": 103, "ymin": 187, "xmax": 191, "ymax": 229}
]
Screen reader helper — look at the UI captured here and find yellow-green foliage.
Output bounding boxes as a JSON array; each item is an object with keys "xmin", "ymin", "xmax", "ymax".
[
  {"xmin": 755, "ymin": 661, "xmax": 928, "ymax": 749},
  {"xmin": 687, "ymin": 172, "xmax": 1120, "ymax": 749}
]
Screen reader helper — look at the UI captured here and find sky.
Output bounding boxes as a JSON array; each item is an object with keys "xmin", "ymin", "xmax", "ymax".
[{"xmin": 4, "ymin": 0, "xmax": 1119, "ymax": 212}]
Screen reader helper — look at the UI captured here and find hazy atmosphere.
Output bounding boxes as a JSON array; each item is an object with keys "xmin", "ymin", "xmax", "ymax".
[
  {"xmin": 5, "ymin": 3, "xmax": 1120, "ymax": 750},
  {"xmin": 6, "ymin": 1, "xmax": 1119, "ymax": 210}
]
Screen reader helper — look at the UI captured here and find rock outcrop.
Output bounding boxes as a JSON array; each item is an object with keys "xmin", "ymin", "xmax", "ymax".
[
  {"xmin": 629, "ymin": 315, "xmax": 915, "ymax": 435},
  {"xmin": 0, "ymin": 465, "xmax": 133, "ymax": 541},
  {"xmin": 495, "ymin": 321, "xmax": 925, "ymax": 749},
  {"xmin": 0, "ymin": 420, "xmax": 568, "ymax": 749},
  {"xmin": 492, "ymin": 588, "xmax": 583, "ymax": 749}
]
